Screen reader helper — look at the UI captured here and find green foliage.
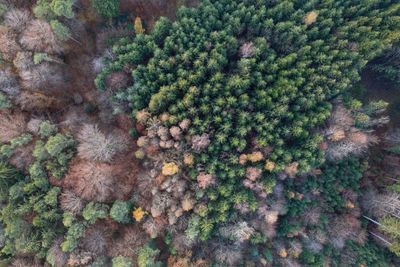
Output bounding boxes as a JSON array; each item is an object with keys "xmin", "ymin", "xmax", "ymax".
[
  {"xmin": 0, "ymin": 161, "xmax": 23, "ymax": 201},
  {"xmin": 110, "ymin": 200, "xmax": 132, "ymax": 223},
  {"xmin": 0, "ymin": 179, "xmax": 64, "ymax": 258},
  {"xmin": 0, "ymin": 125, "xmax": 76, "ymax": 259},
  {"xmin": 91, "ymin": 0, "xmax": 120, "ymax": 18},
  {"xmin": 34, "ymin": 53, "xmax": 50, "ymax": 65},
  {"xmin": 62, "ymin": 211, "xmax": 75, "ymax": 227},
  {"xmin": 34, "ymin": 0, "xmax": 76, "ymax": 20},
  {"xmin": 0, "ymin": 92, "xmax": 11, "ymax": 109},
  {"xmin": 370, "ymin": 45, "xmax": 400, "ymax": 85},
  {"xmin": 0, "ymin": 134, "xmax": 32, "ymax": 159},
  {"xmin": 98, "ymin": 0, "xmax": 400, "ymax": 238},
  {"xmin": 34, "ymin": 0, "xmax": 56, "ymax": 20},
  {"xmin": 299, "ymin": 249, "xmax": 324, "ymax": 266},
  {"xmin": 41, "ymin": 133, "xmax": 75, "ymax": 179},
  {"xmin": 0, "ymin": 3, "xmax": 7, "ymax": 17},
  {"xmin": 112, "ymin": 256, "xmax": 133, "ymax": 267},
  {"xmin": 385, "ymin": 145, "xmax": 400, "ymax": 155},
  {"xmin": 39, "ymin": 121, "xmax": 57, "ymax": 138},
  {"xmin": 83, "ymin": 202, "xmax": 109, "ymax": 224},
  {"xmin": 340, "ymin": 241, "xmax": 392, "ymax": 267},
  {"xmin": 50, "ymin": 20, "xmax": 71, "ymax": 41},
  {"xmin": 185, "ymin": 215, "xmax": 200, "ymax": 240},
  {"xmin": 88, "ymin": 256, "xmax": 109, "ymax": 267},
  {"xmin": 45, "ymin": 133, "xmax": 74, "ymax": 157},
  {"xmin": 61, "ymin": 222, "xmax": 85, "ymax": 252},
  {"xmin": 303, "ymin": 157, "xmax": 363, "ymax": 212},
  {"xmin": 10, "ymin": 134, "xmax": 32, "ymax": 148},
  {"xmin": 50, "ymin": 0, "xmax": 75, "ymax": 18},
  {"xmin": 137, "ymin": 244, "xmax": 161, "ymax": 267}
]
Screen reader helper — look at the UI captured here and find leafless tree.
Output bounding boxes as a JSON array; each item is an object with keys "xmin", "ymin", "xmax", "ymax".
[
  {"xmin": 13, "ymin": 51, "xmax": 33, "ymax": 71},
  {"xmin": 60, "ymin": 190, "xmax": 85, "ymax": 215},
  {"xmin": 0, "ymin": 26, "xmax": 21, "ymax": 61},
  {"xmin": 213, "ymin": 243, "xmax": 243, "ymax": 266},
  {"xmin": 385, "ymin": 129, "xmax": 400, "ymax": 145},
  {"xmin": 219, "ymin": 221, "xmax": 255, "ymax": 243},
  {"xmin": 105, "ymin": 71, "xmax": 131, "ymax": 90},
  {"xmin": 0, "ymin": 110, "xmax": 26, "ymax": 142},
  {"xmin": 191, "ymin": 133, "xmax": 210, "ymax": 151},
  {"xmin": 240, "ymin": 42, "xmax": 254, "ymax": 58},
  {"xmin": 0, "ymin": 69, "xmax": 20, "ymax": 96},
  {"xmin": 20, "ymin": 20, "xmax": 63, "ymax": 54},
  {"xmin": 78, "ymin": 124, "xmax": 129, "ymax": 162},
  {"xmin": 16, "ymin": 91, "xmax": 61, "ymax": 111},
  {"xmin": 19, "ymin": 62, "xmax": 65, "ymax": 91},
  {"xmin": 68, "ymin": 162, "xmax": 114, "ymax": 202},
  {"xmin": 361, "ymin": 190, "xmax": 400, "ymax": 219},
  {"xmin": 47, "ymin": 237, "xmax": 68, "ymax": 267},
  {"xmin": 82, "ymin": 228, "xmax": 108, "ymax": 255},
  {"xmin": 142, "ymin": 217, "xmax": 166, "ymax": 238},
  {"xmin": 4, "ymin": 9, "xmax": 31, "ymax": 32}
]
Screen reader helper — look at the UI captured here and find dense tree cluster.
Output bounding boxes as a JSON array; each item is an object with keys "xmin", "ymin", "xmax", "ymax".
[
  {"xmin": 0, "ymin": 0, "xmax": 399, "ymax": 266},
  {"xmin": 370, "ymin": 43, "xmax": 400, "ymax": 85},
  {"xmin": 0, "ymin": 121, "xmax": 75, "ymax": 259},
  {"xmin": 98, "ymin": 0, "xmax": 400, "ymax": 237}
]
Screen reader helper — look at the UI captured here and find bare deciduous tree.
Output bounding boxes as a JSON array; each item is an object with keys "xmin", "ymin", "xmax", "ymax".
[
  {"xmin": 20, "ymin": 20, "xmax": 63, "ymax": 54},
  {"xmin": 47, "ymin": 237, "xmax": 68, "ymax": 267},
  {"xmin": 19, "ymin": 62, "xmax": 64, "ymax": 90},
  {"xmin": 0, "ymin": 26, "xmax": 21, "ymax": 61},
  {"xmin": 78, "ymin": 124, "xmax": 129, "ymax": 162},
  {"xmin": 82, "ymin": 228, "xmax": 108, "ymax": 255},
  {"xmin": 4, "ymin": 9, "xmax": 31, "ymax": 32},
  {"xmin": 0, "ymin": 110, "xmax": 26, "ymax": 142},
  {"xmin": 60, "ymin": 190, "xmax": 85, "ymax": 215},
  {"xmin": 13, "ymin": 51, "xmax": 33, "ymax": 71},
  {"xmin": 16, "ymin": 91, "xmax": 61, "ymax": 111},
  {"xmin": 67, "ymin": 162, "xmax": 115, "ymax": 202}
]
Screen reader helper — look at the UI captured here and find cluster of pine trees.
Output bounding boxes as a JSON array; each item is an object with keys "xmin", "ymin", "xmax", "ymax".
[{"xmin": 98, "ymin": 0, "xmax": 400, "ymax": 236}]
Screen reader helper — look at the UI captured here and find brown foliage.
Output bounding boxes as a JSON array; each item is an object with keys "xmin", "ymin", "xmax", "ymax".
[
  {"xmin": 245, "ymin": 167, "xmax": 262, "ymax": 181},
  {"xmin": 67, "ymin": 250, "xmax": 94, "ymax": 267},
  {"xmin": 329, "ymin": 103, "xmax": 354, "ymax": 130},
  {"xmin": 20, "ymin": 20, "xmax": 63, "ymax": 54},
  {"xmin": 0, "ymin": 110, "xmax": 26, "ymax": 142}
]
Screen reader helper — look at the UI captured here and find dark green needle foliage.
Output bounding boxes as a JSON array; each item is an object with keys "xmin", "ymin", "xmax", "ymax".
[
  {"xmin": 91, "ymin": 0, "xmax": 120, "ymax": 18},
  {"xmin": 97, "ymin": 0, "xmax": 400, "ymax": 238}
]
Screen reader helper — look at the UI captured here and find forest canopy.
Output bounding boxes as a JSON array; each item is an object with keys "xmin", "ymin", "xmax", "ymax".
[
  {"xmin": 97, "ymin": 0, "xmax": 400, "ymax": 237},
  {"xmin": 0, "ymin": 0, "xmax": 399, "ymax": 266}
]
